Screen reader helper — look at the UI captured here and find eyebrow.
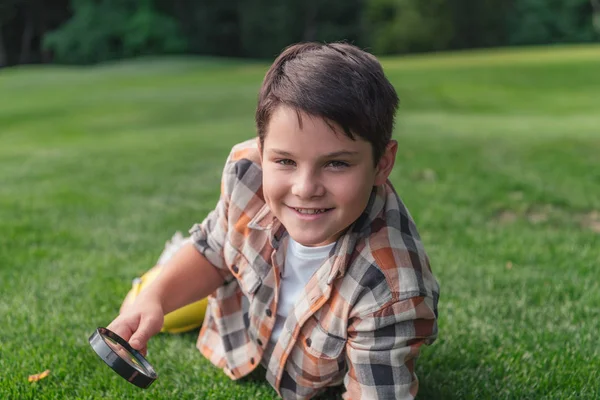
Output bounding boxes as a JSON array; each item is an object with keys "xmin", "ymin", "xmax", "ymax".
[{"xmin": 269, "ymin": 149, "xmax": 360, "ymax": 158}]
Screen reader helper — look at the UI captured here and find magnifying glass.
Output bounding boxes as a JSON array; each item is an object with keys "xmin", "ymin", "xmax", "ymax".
[{"xmin": 89, "ymin": 327, "xmax": 158, "ymax": 388}]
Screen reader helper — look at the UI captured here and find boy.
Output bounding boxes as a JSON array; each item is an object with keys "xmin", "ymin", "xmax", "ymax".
[{"xmin": 108, "ymin": 42, "xmax": 440, "ymax": 399}]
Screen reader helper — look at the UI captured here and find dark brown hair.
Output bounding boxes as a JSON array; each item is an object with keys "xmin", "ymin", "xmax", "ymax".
[{"xmin": 256, "ymin": 42, "xmax": 399, "ymax": 164}]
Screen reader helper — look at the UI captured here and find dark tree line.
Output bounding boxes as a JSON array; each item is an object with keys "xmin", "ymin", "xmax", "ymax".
[
  {"xmin": 1, "ymin": 0, "xmax": 598, "ymax": 67},
  {"xmin": 1, "ymin": 0, "xmax": 70, "ymax": 65}
]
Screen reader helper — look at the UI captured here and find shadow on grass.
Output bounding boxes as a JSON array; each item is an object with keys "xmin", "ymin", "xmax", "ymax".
[
  {"xmin": 416, "ymin": 353, "xmax": 473, "ymax": 400},
  {"xmin": 417, "ymin": 379, "xmax": 456, "ymax": 400}
]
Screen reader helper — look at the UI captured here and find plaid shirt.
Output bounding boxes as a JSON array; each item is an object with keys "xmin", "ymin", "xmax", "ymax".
[{"xmin": 190, "ymin": 139, "xmax": 439, "ymax": 399}]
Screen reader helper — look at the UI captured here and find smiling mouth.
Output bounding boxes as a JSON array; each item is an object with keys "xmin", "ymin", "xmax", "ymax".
[{"xmin": 290, "ymin": 207, "xmax": 333, "ymax": 215}]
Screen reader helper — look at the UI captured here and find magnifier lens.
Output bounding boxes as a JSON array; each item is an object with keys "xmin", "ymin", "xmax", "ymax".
[
  {"xmin": 102, "ymin": 335, "xmax": 148, "ymax": 374},
  {"xmin": 89, "ymin": 327, "xmax": 158, "ymax": 389}
]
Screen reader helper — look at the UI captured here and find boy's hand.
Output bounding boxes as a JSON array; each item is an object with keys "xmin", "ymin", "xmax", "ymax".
[
  {"xmin": 106, "ymin": 297, "xmax": 164, "ymax": 357},
  {"xmin": 104, "ymin": 243, "xmax": 224, "ymax": 356}
]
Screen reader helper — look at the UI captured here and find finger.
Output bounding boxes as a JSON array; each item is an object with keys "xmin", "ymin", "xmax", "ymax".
[
  {"xmin": 107, "ymin": 314, "xmax": 139, "ymax": 342},
  {"xmin": 138, "ymin": 346, "xmax": 148, "ymax": 357},
  {"xmin": 129, "ymin": 315, "xmax": 159, "ymax": 351}
]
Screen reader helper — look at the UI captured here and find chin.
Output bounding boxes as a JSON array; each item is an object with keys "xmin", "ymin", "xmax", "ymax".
[
  {"xmin": 295, "ymin": 233, "xmax": 336, "ymax": 247},
  {"xmin": 289, "ymin": 232, "xmax": 325, "ymax": 246}
]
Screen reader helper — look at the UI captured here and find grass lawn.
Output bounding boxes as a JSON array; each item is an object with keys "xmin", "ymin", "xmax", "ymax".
[{"xmin": 1, "ymin": 44, "xmax": 599, "ymax": 399}]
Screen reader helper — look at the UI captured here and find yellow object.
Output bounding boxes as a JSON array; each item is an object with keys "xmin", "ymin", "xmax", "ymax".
[
  {"xmin": 122, "ymin": 265, "xmax": 208, "ymax": 334},
  {"xmin": 28, "ymin": 369, "xmax": 50, "ymax": 383}
]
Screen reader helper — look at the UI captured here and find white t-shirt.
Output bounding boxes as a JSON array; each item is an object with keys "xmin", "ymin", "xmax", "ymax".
[{"xmin": 270, "ymin": 238, "xmax": 336, "ymax": 343}]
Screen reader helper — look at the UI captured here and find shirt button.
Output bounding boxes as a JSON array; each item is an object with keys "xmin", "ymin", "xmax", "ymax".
[
  {"xmin": 266, "ymin": 309, "xmax": 272, "ymax": 317},
  {"xmin": 232, "ymin": 265, "xmax": 239, "ymax": 273},
  {"xmin": 305, "ymin": 338, "xmax": 312, "ymax": 347},
  {"xmin": 257, "ymin": 339, "xmax": 263, "ymax": 346}
]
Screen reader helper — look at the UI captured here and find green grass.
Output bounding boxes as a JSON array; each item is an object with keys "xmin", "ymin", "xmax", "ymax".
[{"xmin": 1, "ymin": 44, "xmax": 599, "ymax": 399}]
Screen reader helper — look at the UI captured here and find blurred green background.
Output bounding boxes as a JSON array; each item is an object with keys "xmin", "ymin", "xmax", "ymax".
[
  {"xmin": 1, "ymin": 0, "xmax": 599, "ymax": 66},
  {"xmin": 1, "ymin": 1, "xmax": 600, "ymax": 400}
]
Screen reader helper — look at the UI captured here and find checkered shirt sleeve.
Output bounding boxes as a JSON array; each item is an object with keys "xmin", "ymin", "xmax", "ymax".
[
  {"xmin": 343, "ymin": 295, "xmax": 438, "ymax": 399},
  {"xmin": 188, "ymin": 152, "xmax": 236, "ymax": 278}
]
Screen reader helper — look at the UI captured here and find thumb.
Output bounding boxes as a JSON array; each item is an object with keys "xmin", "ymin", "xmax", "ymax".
[{"xmin": 129, "ymin": 315, "xmax": 160, "ymax": 351}]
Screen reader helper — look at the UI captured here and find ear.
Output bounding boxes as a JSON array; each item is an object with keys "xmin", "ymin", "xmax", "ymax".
[{"xmin": 374, "ymin": 140, "xmax": 398, "ymax": 186}]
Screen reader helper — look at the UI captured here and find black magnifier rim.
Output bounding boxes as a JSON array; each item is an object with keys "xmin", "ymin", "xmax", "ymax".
[{"xmin": 89, "ymin": 327, "xmax": 158, "ymax": 388}]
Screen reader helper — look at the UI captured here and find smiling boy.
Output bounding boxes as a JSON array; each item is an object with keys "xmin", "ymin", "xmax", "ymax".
[
  {"xmin": 108, "ymin": 42, "xmax": 440, "ymax": 399},
  {"xmin": 261, "ymin": 106, "xmax": 385, "ymax": 247}
]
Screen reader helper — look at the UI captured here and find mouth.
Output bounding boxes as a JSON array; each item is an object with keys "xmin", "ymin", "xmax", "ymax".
[{"xmin": 289, "ymin": 206, "xmax": 334, "ymax": 215}]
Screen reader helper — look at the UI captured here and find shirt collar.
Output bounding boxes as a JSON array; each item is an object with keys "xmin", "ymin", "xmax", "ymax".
[
  {"xmin": 247, "ymin": 203, "xmax": 277, "ymax": 230},
  {"xmin": 247, "ymin": 203, "xmax": 285, "ymax": 248}
]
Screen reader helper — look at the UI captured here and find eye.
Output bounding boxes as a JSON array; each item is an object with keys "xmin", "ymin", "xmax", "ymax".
[
  {"xmin": 326, "ymin": 160, "xmax": 350, "ymax": 169},
  {"xmin": 275, "ymin": 159, "xmax": 296, "ymax": 166}
]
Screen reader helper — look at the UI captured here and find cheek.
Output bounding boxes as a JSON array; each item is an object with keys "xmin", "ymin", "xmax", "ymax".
[
  {"xmin": 330, "ymin": 177, "xmax": 372, "ymax": 208},
  {"xmin": 262, "ymin": 169, "xmax": 286, "ymax": 202}
]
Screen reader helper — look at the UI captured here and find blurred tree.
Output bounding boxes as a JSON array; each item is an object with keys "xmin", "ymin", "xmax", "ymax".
[
  {"xmin": 446, "ymin": 0, "xmax": 512, "ymax": 49},
  {"xmin": 43, "ymin": 0, "xmax": 187, "ymax": 64},
  {"xmin": 0, "ymin": 0, "xmax": 17, "ymax": 66},
  {"xmin": 121, "ymin": 0, "xmax": 187, "ymax": 57},
  {"xmin": 238, "ymin": 0, "xmax": 296, "ymax": 57},
  {"xmin": 591, "ymin": 0, "xmax": 600, "ymax": 32},
  {"xmin": 507, "ymin": 0, "xmax": 598, "ymax": 45},
  {"xmin": 3, "ymin": 0, "xmax": 597, "ymax": 65},
  {"xmin": 0, "ymin": 0, "xmax": 69, "ymax": 66},
  {"xmin": 312, "ymin": 0, "xmax": 363, "ymax": 45},
  {"xmin": 157, "ymin": 0, "xmax": 241, "ymax": 57},
  {"xmin": 18, "ymin": 0, "xmax": 39, "ymax": 64},
  {"xmin": 364, "ymin": 0, "xmax": 453, "ymax": 54},
  {"xmin": 158, "ymin": 0, "xmax": 362, "ymax": 59},
  {"xmin": 0, "ymin": 26, "xmax": 4, "ymax": 66},
  {"xmin": 238, "ymin": 0, "xmax": 362, "ymax": 57}
]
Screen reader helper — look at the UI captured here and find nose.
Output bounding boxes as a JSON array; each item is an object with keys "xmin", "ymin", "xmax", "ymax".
[{"xmin": 291, "ymin": 169, "xmax": 325, "ymax": 199}]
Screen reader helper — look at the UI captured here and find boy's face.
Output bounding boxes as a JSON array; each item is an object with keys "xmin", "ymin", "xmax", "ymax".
[{"xmin": 259, "ymin": 106, "xmax": 396, "ymax": 247}]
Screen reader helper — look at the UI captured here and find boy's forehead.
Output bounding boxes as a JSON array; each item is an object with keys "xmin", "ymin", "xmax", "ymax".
[
  {"xmin": 264, "ymin": 106, "xmax": 369, "ymax": 151},
  {"xmin": 263, "ymin": 131, "xmax": 369, "ymax": 158},
  {"xmin": 271, "ymin": 106, "xmax": 334, "ymax": 131}
]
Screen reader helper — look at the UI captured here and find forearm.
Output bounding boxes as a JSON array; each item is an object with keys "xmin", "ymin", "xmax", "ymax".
[{"xmin": 136, "ymin": 242, "xmax": 225, "ymax": 315}]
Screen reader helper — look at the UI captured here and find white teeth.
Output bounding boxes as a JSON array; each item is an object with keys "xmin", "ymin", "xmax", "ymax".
[{"xmin": 294, "ymin": 208, "xmax": 328, "ymax": 214}]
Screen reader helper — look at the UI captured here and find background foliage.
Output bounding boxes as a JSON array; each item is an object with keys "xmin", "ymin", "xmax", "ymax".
[{"xmin": 1, "ymin": 0, "xmax": 599, "ymax": 66}]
